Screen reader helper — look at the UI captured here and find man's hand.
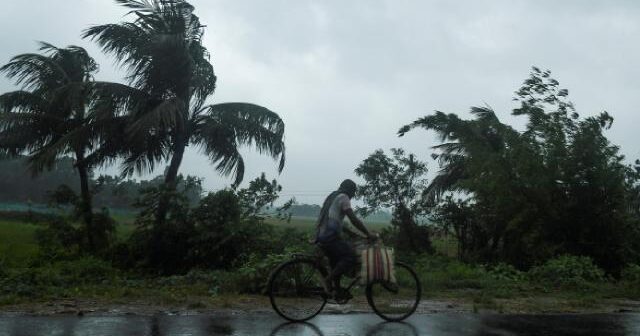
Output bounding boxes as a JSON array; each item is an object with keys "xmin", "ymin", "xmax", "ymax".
[{"xmin": 345, "ymin": 208, "xmax": 371, "ymax": 238}]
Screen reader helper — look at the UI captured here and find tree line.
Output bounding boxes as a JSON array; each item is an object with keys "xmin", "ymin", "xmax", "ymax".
[{"xmin": 0, "ymin": 155, "xmax": 201, "ymax": 208}]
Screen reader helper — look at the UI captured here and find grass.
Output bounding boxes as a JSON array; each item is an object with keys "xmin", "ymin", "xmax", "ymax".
[
  {"xmin": 0, "ymin": 220, "xmax": 39, "ymax": 268},
  {"xmin": 265, "ymin": 216, "xmax": 390, "ymax": 234},
  {"xmin": 0, "ymin": 214, "xmax": 375, "ymax": 265}
]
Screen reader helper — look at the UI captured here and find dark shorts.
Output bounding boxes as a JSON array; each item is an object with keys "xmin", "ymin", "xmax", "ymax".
[{"xmin": 320, "ymin": 238, "xmax": 358, "ymax": 277}]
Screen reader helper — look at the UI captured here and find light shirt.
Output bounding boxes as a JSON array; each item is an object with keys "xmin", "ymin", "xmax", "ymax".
[{"xmin": 316, "ymin": 193, "xmax": 352, "ymax": 242}]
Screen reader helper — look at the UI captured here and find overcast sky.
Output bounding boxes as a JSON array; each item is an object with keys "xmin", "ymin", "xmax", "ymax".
[{"xmin": 1, "ymin": 0, "xmax": 639, "ymax": 204}]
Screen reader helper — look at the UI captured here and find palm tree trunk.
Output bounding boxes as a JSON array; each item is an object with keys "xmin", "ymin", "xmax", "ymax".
[
  {"xmin": 155, "ymin": 137, "xmax": 187, "ymax": 226},
  {"xmin": 75, "ymin": 155, "xmax": 95, "ymax": 252}
]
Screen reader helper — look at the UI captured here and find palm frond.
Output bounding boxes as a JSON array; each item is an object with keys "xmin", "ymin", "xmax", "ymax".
[
  {"xmin": 127, "ymin": 97, "xmax": 185, "ymax": 135},
  {"xmin": 203, "ymin": 103, "xmax": 286, "ymax": 172},
  {"xmin": 0, "ymin": 90, "xmax": 48, "ymax": 115}
]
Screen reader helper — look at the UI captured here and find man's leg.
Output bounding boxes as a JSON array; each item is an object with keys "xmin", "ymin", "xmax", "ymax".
[{"xmin": 326, "ymin": 239, "xmax": 357, "ymax": 290}]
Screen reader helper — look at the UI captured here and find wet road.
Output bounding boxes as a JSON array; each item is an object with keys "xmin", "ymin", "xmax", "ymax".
[{"xmin": 0, "ymin": 312, "xmax": 637, "ymax": 336}]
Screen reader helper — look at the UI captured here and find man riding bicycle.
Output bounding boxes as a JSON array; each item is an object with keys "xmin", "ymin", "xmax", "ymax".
[{"xmin": 315, "ymin": 179, "xmax": 374, "ymax": 299}]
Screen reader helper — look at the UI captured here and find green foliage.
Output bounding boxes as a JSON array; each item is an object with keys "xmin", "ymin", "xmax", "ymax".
[
  {"xmin": 0, "ymin": 43, "xmax": 124, "ymax": 255},
  {"xmin": 190, "ymin": 190, "xmax": 243, "ymax": 269},
  {"xmin": 83, "ymin": 0, "xmax": 285, "ymax": 196},
  {"xmin": 621, "ymin": 264, "xmax": 640, "ymax": 283},
  {"xmin": 123, "ymin": 184, "xmax": 195, "ymax": 274},
  {"xmin": 34, "ymin": 219, "xmax": 83, "ymax": 261},
  {"xmin": 528, "ymin": 255, "xmax": 605, "ymax": 288},
  {"xmin": 117, "ymin": 175, "xmax": 305, "ymax": 275},
  {"xmin": 0, "ymin": 220, "xmax": 40, "ymax": 268},
  {"xmin": 0, "ymin": 257, "xmax": 117, "ymax": 297},
  {"xmin": 403, "ymin": 67, "xmax": 640, "ymax": 273},
  {"xmin": 487, "ymin": 263, "xmax": 525, "ymax": 282},
  {"xmin": 414, "ymin": 255, "xmax": 489, "ymax": 290},
  {"xmin": 235, "ymin": 247, "xmax": 306, "ymax": 294},
  {"xmin": 355, "ymin": 148, "xmax": 434, "ymax": 255}
]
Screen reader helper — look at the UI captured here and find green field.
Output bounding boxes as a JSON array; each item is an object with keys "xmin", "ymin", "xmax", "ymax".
[
  {"xmin": 0, "ymin": 220, "xmax": 39, "ymax": 268},
  {"xmin": 265, "ymin": 216, "xmax": 390, "ymax": 233},
  {"xmin": 0, "ymin": 214, "xmax": 391, "ymax": 267}
]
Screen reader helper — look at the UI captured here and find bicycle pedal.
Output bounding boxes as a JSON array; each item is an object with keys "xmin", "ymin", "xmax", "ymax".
[
  {"xmin": 382, "ymin": 282, "xmax": 399, "ymax": 294},
  {"xmin": 334, "ymin": 289, "xmax": 353, "ymax": 303}
]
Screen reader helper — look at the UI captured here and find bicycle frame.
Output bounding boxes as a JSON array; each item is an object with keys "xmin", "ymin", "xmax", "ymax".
[{"xmin": 290, "ymin": 249, "xmax": 363, "ymax": 302}]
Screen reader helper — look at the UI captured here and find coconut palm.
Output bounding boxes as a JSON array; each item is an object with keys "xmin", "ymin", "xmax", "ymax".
[
  {"xmin": 83, "ymin": 0, "xmax": 285, "ymax": 224},
  {"xmin": 0, "ymin": 43, "xmax": 124, "ymax": 251},
  {"xmin": 398, "ymin": 107, "xmax": 515, "ymax": 203}
]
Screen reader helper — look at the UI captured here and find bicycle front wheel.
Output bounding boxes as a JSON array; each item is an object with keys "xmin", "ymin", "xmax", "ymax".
[
  {"xmin": 366, "ymin": 262, "xmax": 421, "ymax": 321},
  {"xmin": 268, "ymin": 259, "xmax": 327, "ymax": 322}
]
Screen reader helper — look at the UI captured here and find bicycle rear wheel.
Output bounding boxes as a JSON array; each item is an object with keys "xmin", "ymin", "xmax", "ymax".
[
  {"xmin": 366, "ymin": 262, "xmax": 421, "ymax": 321},
  {"xmin": 268, "ymin": 259, "xmax": 327, "ymax": 322}
]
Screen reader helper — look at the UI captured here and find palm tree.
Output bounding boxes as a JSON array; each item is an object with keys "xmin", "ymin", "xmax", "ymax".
[
  {"xmin": 83, "ymin": 0, "xmax": 285, "ymax": 225},
  {"xmin": 0, "ymin": 43, "xmax": 122, "ymax": 251},
  {"xmin": 398, "ymin": 107, "xmax": 515, "ymax": 203}
]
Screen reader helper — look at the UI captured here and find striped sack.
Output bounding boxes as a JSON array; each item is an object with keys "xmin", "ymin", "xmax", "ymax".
[{"xmin": 361, "ymin": 246, "xmax": 396, "ymax": 285}]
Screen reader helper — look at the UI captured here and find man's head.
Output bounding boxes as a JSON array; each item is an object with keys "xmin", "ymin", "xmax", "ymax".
[{"xmin": 339, "ymin": 179, "xmax": 357, "ymax": 198}]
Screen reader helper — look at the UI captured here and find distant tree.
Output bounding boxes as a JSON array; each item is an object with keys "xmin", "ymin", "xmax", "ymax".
[
  {"xmin": 83, "ymin": 0, "xmax": 286, "ymax": 226},
  {"xmin": 355, "ymin": 148, "xmax": 434, "ymax": 255},
  {"xmin": 237, "ymin": 173, "xmax": 282, "ymax": 219},
  {"xmin": 0, "ymin": 43, "xmax": 122, "ymax": 252},
  {"xmin": 0, "ymin": 155, "xmax": 77, "ymax": 203},
  {"xmin": 400, "ymin": 67, "xmax": 640, "ymax": 272}
]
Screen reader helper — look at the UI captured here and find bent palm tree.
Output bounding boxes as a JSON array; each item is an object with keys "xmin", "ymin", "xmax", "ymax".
[
  {"xmin": 84, "ymin": 0, "xmax": 285, "ymax": 225},
  {"xmin": 398, "ymin": 107, "xmax": 516, "ymax": 203},
  {"xmin": 0, "ymin": 43, "xmax": 121, "ymax": 251}
]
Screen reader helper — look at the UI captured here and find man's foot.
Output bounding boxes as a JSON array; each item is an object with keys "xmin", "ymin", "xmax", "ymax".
[{"xmin": 332, "ymin": 287, "xmax": 353, "ymax": 304}]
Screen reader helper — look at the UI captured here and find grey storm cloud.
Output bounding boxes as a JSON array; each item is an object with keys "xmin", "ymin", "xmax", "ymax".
[{"xmin": 1, "ymin": 0, "xmax": 639, "ymax": 204}]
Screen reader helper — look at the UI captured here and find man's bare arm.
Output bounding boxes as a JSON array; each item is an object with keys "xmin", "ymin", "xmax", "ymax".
[{"xmin": 345, "ymin": 208, "xmax": 372, "ymax": 237}]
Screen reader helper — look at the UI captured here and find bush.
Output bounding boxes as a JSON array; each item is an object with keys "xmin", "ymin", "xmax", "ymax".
[
  {"xmin": 189, "ymin": 190, "xmax": 243, "ymax": 269},
  {"xmin": 414, "ymin": 254, "xmax": 489, "ymax": 290},
  {"xmin": 621, "ymin": 264, "xmax": 640, "ymax": 283},
  {"xmin": 487, "ymin": 263, "xmax": 525, "ymax": 282},
  {"xmin": 235, "ymin": 247, "xmax": 307, "ymax": 294},
  {"xmin": 55, "ymin": 257, "xmax": 117, "ymax": 283},
  {"xmin": 123, "ymin": 185, "xmax": 195, "ymax": 274},
  {"xmin": 34, "ymin": 219, "xmax": 83, "ymax": 262},
  {"xmin": 528, "ymin": 255, "xmax": 605, "ymax": 288},
  {"xmin": 0, "ymin": 257, "xmax": 118, "ymax": 297}
]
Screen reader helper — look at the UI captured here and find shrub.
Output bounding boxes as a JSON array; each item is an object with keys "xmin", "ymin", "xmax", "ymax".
[
  {"xmin": 124, "ymin": 185, "xmax": 195, "ymax": 274},
  {"xmin": 189, "ymin": 190, "xmax": 244, "ymax": 269},
  {"xmin": 528, "ymin": 255, "xmax": 605, "ymax": 288},
  {"xmin": 621, "ymin": 264, "xmax": 640, "ymax": 283},
  {"xmin": 0, "ymin": 257, "xmax": 118, "ymax": 297},
  {"xmin": 487, "ymin": 263, "xmax": 525, "ymax": 282},
  {"xmin": 414, "ymin": 254, "xmax": 489, "ymax": 290},
  {"xmin": 54, "ymin": 257, "xmax": 117, "ymax": 283},
  {"xmin": 34, "ymin": 219, "xmax": 83, "ymax": 262},
  {"xmin": 235, "ymin": 247, "xmax": 306, "ymax": 294}
]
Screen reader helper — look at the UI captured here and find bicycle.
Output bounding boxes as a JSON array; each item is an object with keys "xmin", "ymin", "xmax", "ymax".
[{"xmin": 267, "ymin": 236, "xmax": 421, "ymax": 322}]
